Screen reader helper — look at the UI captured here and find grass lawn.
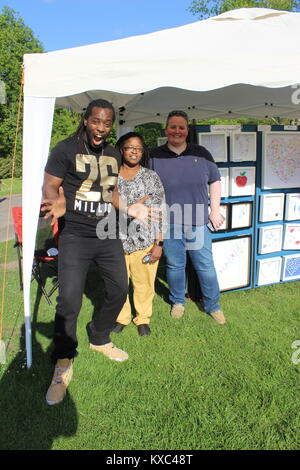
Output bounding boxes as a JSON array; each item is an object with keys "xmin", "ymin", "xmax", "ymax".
[
  {"xmin": 0, "ymin": 177, "xmax": 22, "ymax": 196},
  {"xmin": 0, "ymin": 262, "xmax": 299, "ymax": 451},
  {"xmin": 0, "ymin": 239, "xmax": 18, "ymax": 265}
]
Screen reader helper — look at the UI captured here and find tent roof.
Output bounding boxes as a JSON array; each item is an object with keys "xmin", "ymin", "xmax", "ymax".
[{"xmin": 23, "ymin": 8, "xmax": 300, "ymax": 124}]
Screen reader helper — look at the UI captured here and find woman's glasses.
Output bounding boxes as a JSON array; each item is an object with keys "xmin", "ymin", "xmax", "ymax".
[{"xmin": 123, "ymin": 146, "xmax": 143, "ymax": 153}]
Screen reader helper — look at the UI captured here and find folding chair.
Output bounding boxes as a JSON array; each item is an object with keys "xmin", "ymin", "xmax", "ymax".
[{"xmin": 12, "ymin": 206, "xmax": 59, "ymax": 305}]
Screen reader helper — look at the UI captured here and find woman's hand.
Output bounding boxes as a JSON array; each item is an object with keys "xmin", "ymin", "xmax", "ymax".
[{"xmin": 147, "ymin": 245, "xmax": 163, "ymax": 264}]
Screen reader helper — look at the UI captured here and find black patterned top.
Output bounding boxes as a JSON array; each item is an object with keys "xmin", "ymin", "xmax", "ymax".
[{"xmin": 117, "ymin": 167, "xmax": 165, "ymax": 254}]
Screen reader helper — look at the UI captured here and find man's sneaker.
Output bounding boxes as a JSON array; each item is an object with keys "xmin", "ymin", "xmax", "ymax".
[
  {"xmin": 89, "ymin": 342, "xmax": 128, "ymax": 362},
  {"xmin": 170, "ymin": 304, "xmax": 185, "ymax": 319},
  {"xmin": 46, "ymin": 358, "xmax": 73, "ymax": 405},
  {"xmin": 210, "ymin": 310, "xmax": 226, "ymax": 324}
]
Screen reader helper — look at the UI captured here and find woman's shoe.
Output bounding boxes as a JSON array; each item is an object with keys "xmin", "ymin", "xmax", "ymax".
[
  {"xmin": 111, "ymin": 322, "xmax": 126, "ymax": 333},
  {"xmin": 137, "ymin": 324, "xmax": 151, "ymax": 336}
]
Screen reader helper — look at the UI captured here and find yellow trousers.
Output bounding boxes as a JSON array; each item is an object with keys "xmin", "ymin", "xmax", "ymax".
[{"xmin": 117, "ymin": 246, "xmax": 159, "ymax": 326}]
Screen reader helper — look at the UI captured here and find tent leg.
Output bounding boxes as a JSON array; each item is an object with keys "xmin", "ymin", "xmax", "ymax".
[{"xmin": 25, "ymin": 314, "xmax": 32, "ymax": 368}]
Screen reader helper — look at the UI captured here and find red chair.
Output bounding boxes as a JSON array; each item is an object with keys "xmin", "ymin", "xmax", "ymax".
[{"xmin": 12, "ymin": 206, "xmax": 59, "ymax": 305}]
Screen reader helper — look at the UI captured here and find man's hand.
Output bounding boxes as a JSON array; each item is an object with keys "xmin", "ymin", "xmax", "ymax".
[
  {"xmin": 127, "ymin": 196, "xmax": 162, "ymax": 225},
  {"xmin": 41, "ymin": 186, "xmax": 66, "ymax": 226},
  {"xmin": 208, "ymin": 210, "xmax": 224, "ymax": 231}
]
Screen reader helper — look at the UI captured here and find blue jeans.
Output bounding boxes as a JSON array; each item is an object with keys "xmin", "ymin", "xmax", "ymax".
[{"xmin": 163, "ymin": 224, "xmax": 220, "ymax": 313}]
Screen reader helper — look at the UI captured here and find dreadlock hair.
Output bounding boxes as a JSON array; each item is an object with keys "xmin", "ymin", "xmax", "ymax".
[
  {"xmin": 75, "ymin": 99, "xmax": 116, "ymax": 142},
  {"xmin": 116, "ymin": 132, "xmax": 150, "ymax": 169}
]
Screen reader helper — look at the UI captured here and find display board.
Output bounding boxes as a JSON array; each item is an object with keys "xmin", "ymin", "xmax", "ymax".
[{"xmin": 186, "ymin": 125, "xmax": 300, "ymax": 296}]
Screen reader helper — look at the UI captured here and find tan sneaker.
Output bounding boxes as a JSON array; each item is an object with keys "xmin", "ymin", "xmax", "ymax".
[
  {"xmin": 46, "ymin": 358, "xmax": 73, "ymax": 405},
  {"xmin": 90, "ymin": 342, "xmax": 128, "ymax": 362},
  {"xmin": 170, "ymin": 304, "xmax": 185, "ymax": 319},
  {"xmin": 210, "ymin": 310, "xmax": 226, "ymax": 324}
]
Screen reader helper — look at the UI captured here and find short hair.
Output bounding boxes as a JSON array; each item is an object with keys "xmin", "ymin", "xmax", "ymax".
[
  {"xmin": 166, "ymin": 110, "xmax": 189, "ymax": 127},
  {"xmin": 116, "ymin": 131, "xmax": 149, "ymax": 168}
]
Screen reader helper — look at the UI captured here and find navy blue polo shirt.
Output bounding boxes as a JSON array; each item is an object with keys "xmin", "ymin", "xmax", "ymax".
[{"xmin": 150, "ymin": 143, "xmax": 220, "ymax": 226}]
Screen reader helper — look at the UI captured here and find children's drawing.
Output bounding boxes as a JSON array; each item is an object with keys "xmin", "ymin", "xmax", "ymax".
[
  {"xmin": 198, "ymin": 133, "xmax": 227, "ymax": 162},
  {"xmin": 282, "ymin": 254, "xmax": 300, "ymax": 280},
  {"xmin": 258, "ymin": 225, "xmax": 283, "ymax": 254},
  {"xmin": 257, "ymin": 257, "xmax": 282, "ymax": 286},
  {"xmin": 230, "ymin": 167, "xmax": 256, "ymax": 196},
  {"xmin": 231, "ymin": 132, "xmax": 257, "ymax": 161},
  {"xmin": 212, "ymin": 236, "xmax": 251, "ymax": 291},
  {"xmin": 219, "ymin": 167, "xmax": 229, "ymax": 198},
  {"xmin": 283, "ymin": 223, "xmax": 300, "ymax": 250},
  {"xmin": 285, "ymin": 193, "xmax": 300, "ymax": 220},
  {"xmin": 259, "ymin": 193, "xmax": 284, "ymax": 222},
  {"xmin": 262, "ymin": 132, "xmax": 300, "ymax": 189},
  {"xmin": 231, "ymin": 202, "xmax": 252, "ymax": 229}
]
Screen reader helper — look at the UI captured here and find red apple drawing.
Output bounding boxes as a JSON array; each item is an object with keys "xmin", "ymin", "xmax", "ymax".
[{"xmin": 236, "ymin": 172, "xmax": 247, "ymax": 187}]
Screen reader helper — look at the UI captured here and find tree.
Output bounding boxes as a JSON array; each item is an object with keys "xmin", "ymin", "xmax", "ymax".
[
  {"xmin": 188, "ymin": 0, "xmax": 300, "ymax": 19},
  {"xmin": 134, "ymin": 123, "xmax": 163, "ymax": 149},
  {"xmin": 0, "ymin": 6, "xmax": 43, "ymax": 178}
]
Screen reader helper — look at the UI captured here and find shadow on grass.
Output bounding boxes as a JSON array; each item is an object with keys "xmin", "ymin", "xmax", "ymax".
[
  {"xmin": 154, "ymin": 256, "xmax": 205, "ymax": 312},
  {"xmin": 0, "ymin": 288, "xmax": 78, "ymax": 450}
]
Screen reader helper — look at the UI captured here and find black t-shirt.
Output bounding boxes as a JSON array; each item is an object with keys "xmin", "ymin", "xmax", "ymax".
[{"xmin": 45, "ymin": 135, "xmax": 121, "ymax": 237}]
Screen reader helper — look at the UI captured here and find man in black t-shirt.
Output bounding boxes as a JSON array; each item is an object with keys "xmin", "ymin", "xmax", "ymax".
[{"xmin": 42, "ymin": 99, "xmax": 129, "ymax": 406}]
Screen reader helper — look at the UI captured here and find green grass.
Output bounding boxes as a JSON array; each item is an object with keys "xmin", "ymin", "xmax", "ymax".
[
  {"xmin": 0, "ymin": 239, "xmax": 18, "ymax": 265},
  {"xmin": 0, "ymin": 264, "xmax": 299, "ymax": 450},
  {"xmin": 0, "ymin": 177, "xmax": 22, "ymax": 196}
]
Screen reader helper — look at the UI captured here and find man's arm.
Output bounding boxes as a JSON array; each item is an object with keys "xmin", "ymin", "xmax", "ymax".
[
  {"xmin": 112, "ymin": 185, "xmax": 161, "ymax": 224},
  {"xmin": 41, "ymin": 172, "xmax": 66, "ymax": 226},
  {"xmin": 208, "ymin": 180, "xmax": 224, "ymax": 230}
]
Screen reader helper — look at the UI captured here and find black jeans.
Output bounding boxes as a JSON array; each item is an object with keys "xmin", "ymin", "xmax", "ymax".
[{"xmin": 51, "ymin": 233, "xmax": 128, "ymax": 362}]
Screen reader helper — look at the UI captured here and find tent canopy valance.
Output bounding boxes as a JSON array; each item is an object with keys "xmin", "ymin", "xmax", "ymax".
[
  {"xmin": 22, "ymin": 8, "xmax": 300, "ymax": 367},
  {"xmin": 24, "ymin": 7, "xmax": 300, "ymax": 123}
]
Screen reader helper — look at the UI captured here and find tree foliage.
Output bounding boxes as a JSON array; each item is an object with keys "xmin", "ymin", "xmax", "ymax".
[
  {"xmin": 0, "ymin": 6, "xmax": 44, "ymax": 178},
  {"xmin": 188, "ymin": 0, "xmax": 300, "ymax": 19},
  {"xmin": 134, "ymin": 123, "xmax": 163, "ymax": 149}
]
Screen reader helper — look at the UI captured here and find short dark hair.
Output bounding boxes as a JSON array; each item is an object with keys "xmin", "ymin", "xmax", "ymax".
[
  {"xmin": 75, "ymin": 99, "xmax": 115, "ymax": 142},
  {"xmin": 166, "ymin": 110, "xmax": 189, "ymax": 127},
  {"xmin": 116, "ymin": 131, "xmax": 149, "ymax": 168}
]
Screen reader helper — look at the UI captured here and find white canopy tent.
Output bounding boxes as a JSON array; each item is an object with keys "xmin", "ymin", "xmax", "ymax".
[{"xmin": 22, "ymin": 8, "xmax": 300, "ymax": 366}]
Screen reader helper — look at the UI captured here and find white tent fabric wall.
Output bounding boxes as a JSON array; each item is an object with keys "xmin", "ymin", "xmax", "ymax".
[
  {"xmin": 22, "ymin": 97, "xmax": 55, "ymax": 367},
  {"xmin": 22, "ymin": 8, "xmax": 300, "ymax": 366}
]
